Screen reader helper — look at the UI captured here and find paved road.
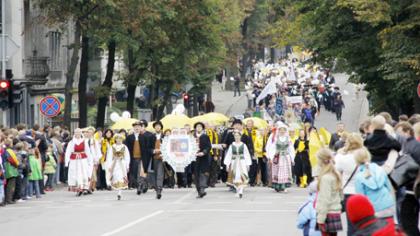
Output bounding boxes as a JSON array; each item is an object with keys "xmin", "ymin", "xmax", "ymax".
[{"xmin": 1, "ymin": 186, "xmax": 311, "ymax": 236}]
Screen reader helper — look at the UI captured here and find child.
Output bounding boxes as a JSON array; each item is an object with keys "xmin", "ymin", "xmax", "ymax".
[
  {"xmin": 3, "ymin": 139, "xmax": 19, "ymax": 204},
  {"xmin": 297, "ymin": 181, "xmax": 321, "ymax": 236},
  {"xmin": 27, "ymin": 145, "xmax": 42, "ymax": 199},
  {"xmin": 106, "ymin": 134, "xmax": 130, "ymax": 200},
  {"xmin": 44, "ymin": 145, "xmax": 57, "ymax": 191},
  {"xmin": 315, "ymin": 148, "xmax": 343, "ymax": 236}
]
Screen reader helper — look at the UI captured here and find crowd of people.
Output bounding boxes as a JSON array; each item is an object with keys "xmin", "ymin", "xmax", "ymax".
[
  {"xmin": 242, "ymin": 59, "xmax": 345, "ymax": 123},
  {"xmin": 296, "ymin": 113, "xmax": 420, "ymax": 236}
]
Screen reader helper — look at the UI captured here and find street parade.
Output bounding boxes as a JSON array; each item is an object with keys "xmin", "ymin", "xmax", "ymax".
[{"xmin": 1, "ymin": 1, "xmax": 419, "ymax": 236}]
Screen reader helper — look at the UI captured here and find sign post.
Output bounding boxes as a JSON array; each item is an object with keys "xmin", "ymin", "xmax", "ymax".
[{"xmin": 39, "ymin": 96, "xmax": 62, "ymax": 118}]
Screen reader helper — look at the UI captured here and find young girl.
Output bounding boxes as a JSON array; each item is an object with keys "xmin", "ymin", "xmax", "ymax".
[
  {"xmin": 106, "ymin": 134, "xmax": 130, "ymax": 200},
  {"xmin": 99, "ymin": 129, "xmax": 114, "ymax": 190},
  {"xmin": 224, "ymin": 130, "xmax": 252, "ymax": 198},
  {"xmin": 28, "ymin": 144, "xmax": 42, "ymax": 199},
  {"xmin": 315, "ymin": 148, "xmax": 343, "ymax": 236},
  {"xmin": 297, "ymin": 181, "xmax": 321, "ymax": 236},
  {"xmin": 44, "ymin": 145, "xmax": 57, "ymax": 191}
]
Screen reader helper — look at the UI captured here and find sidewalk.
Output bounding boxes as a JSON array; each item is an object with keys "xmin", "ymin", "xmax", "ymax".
[{"xmin": 212, "ymin": 80, "xmax": 248, "ymax": 117}]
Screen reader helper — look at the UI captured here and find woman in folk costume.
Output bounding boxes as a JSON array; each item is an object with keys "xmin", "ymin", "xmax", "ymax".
[
  {"xmin": 98, "ymin": 129, "xmax": 114, "ymax": 190},
  {"xmin": 266, "ymin": 122, "xmax": 295, "ymax": 192},
  {"xmin": 224, "ymin": 130, "xmax": 252, "ymax": 198},
  {"xmin": 106, "ymin": 134, "xmax": 130, "ymax": 200},
  {"xmin": 294, "ymin": 129, "xmax": 312, "ymax": 188},
  {"xmin": 65, "ymin": 128, "xmax": 94, "ymax": 196}
]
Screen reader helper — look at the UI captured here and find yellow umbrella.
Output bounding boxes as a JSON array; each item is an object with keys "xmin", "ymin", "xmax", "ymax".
[
  {"xmin": 192, "ymin": 112, "xmax": 229, "ymax": 125},
  {"xmin": 244, "ymin": 117, "xmax": 268, "ymax": 129},
  {"xmin": 146, "ymin": 121, "xmax": 155, "ymax": 132},
  {"xmin": 161, "ymin": 114, "xmax": 192, "ymax": 129},
  {"xmin": 111, "ymin": 118, "xmax": 139, "ymax": 130}
]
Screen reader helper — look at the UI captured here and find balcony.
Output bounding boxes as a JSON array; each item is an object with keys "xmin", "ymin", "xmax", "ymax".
[{"xmin": 24, "ymin": 50, "xmax": 50, "ymax": 85}]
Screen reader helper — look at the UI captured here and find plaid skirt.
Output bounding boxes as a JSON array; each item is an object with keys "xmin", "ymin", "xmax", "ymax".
[{"xmin": 322, "ymin": 213, "xmax": 343, "ymax": 233}]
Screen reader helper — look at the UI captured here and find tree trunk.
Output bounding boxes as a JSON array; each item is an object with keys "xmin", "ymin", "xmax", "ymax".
[
  {"xmin": 206, "ymin": 85, "xmax": 212, "ymax": 101},
  {"xmin": 126, "ymin": 46, "xmax": 136, "ymax": 116},
  {"xmin": 152, "ymin": 81, "xmax": 160, "ymax": 120},
  {"xmin": 192, "ymin": 94, "xmax": 198, "ymax": 116},
  {"xmin": 64, "ymin": 22, "xmax": 81, "ymax": 129},
  {"xmin": 156, "ymin": 83, "xmax": 172, "ymax": 120},
  {"xmin": 78, "ymin": 36, "xmax": 89, "ymax": 128},
  {"xmin": 96, "ymin": 40, "xmax": 116, "ymax": 128}
]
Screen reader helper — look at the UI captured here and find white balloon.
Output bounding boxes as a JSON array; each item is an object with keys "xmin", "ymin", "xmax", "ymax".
[
  {"xmin": 110, "ymin": 112, "xmax": 121, "ymax": 122},
  {"xmin": 122, "ymin": 111, "xmax": 131, "ymax": 119}
]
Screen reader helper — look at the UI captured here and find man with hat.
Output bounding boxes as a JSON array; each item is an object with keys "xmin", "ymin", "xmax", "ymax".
[
  {"xmin": 148, "ymin": 121, "xmax": 165, "ymax": 199},
  {"xmin": 125, "ymin": 119, "xmax": 155, "ymax": 195},
  {"xmin": 193, "ymin": 122, "xmax": 212, "ymax": 198}
]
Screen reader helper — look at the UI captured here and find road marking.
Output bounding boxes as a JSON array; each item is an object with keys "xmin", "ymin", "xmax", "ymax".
[
  {"xmin": 167, "ymin": 209, "xmax": 295, "ymax": 213},
  {"xmin": 100, "ymin": 210, "xmax": 164, "ymax": 236},
  {"xmin": 203, "ymin": 201, "xmax": 232, "ymax": 205},
  {"xmin": 245, "ymin": 201, "xmax": 273, "ymax": 205},
  {"xmin": 172, "ymin": 192, "xmax": 192, "ymax": 204}
]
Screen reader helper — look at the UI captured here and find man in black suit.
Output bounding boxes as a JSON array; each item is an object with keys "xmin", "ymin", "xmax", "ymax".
[
  {"xmin": 193, "ymin": 122, "xmax": 212, "ymax": 198},
  {"xmin": 329, "ymin": 122, "xmax": 345, "ymax": 150},
  {"xmin": 125, "ymin": 119, "xmax": 155, "ymax": 195}
]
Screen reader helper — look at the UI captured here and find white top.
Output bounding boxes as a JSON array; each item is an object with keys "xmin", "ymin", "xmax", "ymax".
[{"xmin": 335, "ymin": 151, "xmax": 358, "ymax": 194}]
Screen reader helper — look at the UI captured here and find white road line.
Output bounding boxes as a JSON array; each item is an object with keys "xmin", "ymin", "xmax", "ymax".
[
  {"xmin": 171, "ymin": 192, "xmax": 193, "ymax": 204},
  {"xmin": 167, "ymin": 209, "xmax": 295, "ymax": 213},
  {"xmin": 203, "ymin": 201, "xmax": 232, "ymax": 204},
  {"xmin": 245, "ymin": 202, "xmax": 273, "ymax": 205},
  {"xmin": 100, "ymin": 210, "xmax": 164, "ymax": 236}
]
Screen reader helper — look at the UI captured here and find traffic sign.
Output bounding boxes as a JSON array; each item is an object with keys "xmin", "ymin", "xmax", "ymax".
[
  {"xmin": 417, "ymin": 83, "xmax": 420, "ymax": 98},
  {"xmin": 40, "ymin": 96, "xmax": 61, "ymax": 118}
]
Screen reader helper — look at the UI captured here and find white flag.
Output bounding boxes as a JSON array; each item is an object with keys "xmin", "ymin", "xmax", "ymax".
[{"xmin": 256, "ymin": 80, "xmax": 278, "ymax": 104}]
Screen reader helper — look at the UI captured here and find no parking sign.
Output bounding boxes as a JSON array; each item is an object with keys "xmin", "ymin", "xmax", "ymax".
[{"xmin": 40, "ymin": 96, "xmax": 62, "ymax": 118}]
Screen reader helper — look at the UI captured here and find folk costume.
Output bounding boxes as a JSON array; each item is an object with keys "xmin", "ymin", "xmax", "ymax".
[
  {"xmin": 294, "ymin": 137, "xmax": 311, "ymax": 188},
  {"xmin": 106, "ymin": 136, "xmax": 130, "ymax": 200},
  {"xmin": 244, "ymin": 127, "xmax": 258, "ymax": 186},
  {"xmin": 224, "ymin": 141, "xmax": 252, "ymax": 198},
  {"xmin": 125, "ymin": 120, "xmax": 155, "ymax": 195},
  {"xmin": 148, "ymin": 121, "xmax": 165, "ymax": 199},
  {"xmin": 194, "ymin": 122, "xmax": 212, "ymax": 198},
  {"xmin": 86, "ymin": 128, "xmax": 102, "ymax": 192},
  {"xmin": 65, "ymin": 133, "xmax": 94, "ymax": 196},
  {"xmin": 98, "ymin": 135, "xmax": 114, "ymax": 190},
  {"xmin": 253, "ymin": 130, "xmax": 269, "ymax": 186},
  {"xmin": 206, "ymin": 128, "xmax": 220, "ymax": 187},
  {"xmin": 266, "ymin": 123, "xmax": 295, "ymax": 192}
]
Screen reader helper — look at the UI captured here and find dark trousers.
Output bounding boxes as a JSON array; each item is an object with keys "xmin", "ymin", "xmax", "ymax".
[
  {"xmin": 194, "ymin": 172, "xmax": 208, "ymax": 195},
  {"xmin": 20, "ymin": 177, "xmax": 28, "ymax": 198},
  {"xmin": 233, "ymin": 85, "xmax": 241, "ymax": 96},
  {"xmin": 257, "ymin": 158, "xmax": 268, "ymax": 185},
  {"xmin": 248, "ymin": 159, "xmax": 258, "ymax": 186},
  {"xmin": 128, "ymin": 159, "xmax": 141, "ymax": 188},
  {"xmin": 336, "ymin": 110, "xmax": 342, "ymax": 121},
  {"xmin": 45, "ymin": 174, "xmax": 54, "ymax": 188},
  {"xmin": 400, "ymin": 194, "xmax": 420, "ymax": 236},
  {"xmin": 343, "ymin": 194, "xmax": 356, "ymax": 236},
  {"xmin": 208, "ymin": 157, "xmax": 220, "ymax": 187},
  {"xmin": 5, "ymin": 177, "xmax": 16, "ymax": 203},
  {"xmin": 176, "ymin": 172, "xmax": 186, "ymax": 187},
  {"xmin": 13, "ymin": 175, "xmax": 22, "ymax": 200},
  {"xmin": 148, "ymin": 159, "xmax": 164, "ymax": 191},
  {"xmin": 96, "ymin": 164, "xmax": 108, "ymax": 190}
]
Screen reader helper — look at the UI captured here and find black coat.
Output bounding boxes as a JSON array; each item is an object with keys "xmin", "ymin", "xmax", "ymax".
[
  {"xmin": 402, "ymin": 137, "xmax": 420, "ymax": 191},
  {"xmin": 222, "ymin": 130, "xmax": 254, "ymax": 157},
  {"xmin": 195, "ymin": 133, "xmax": 212, "ymax": 173},
  {"xmin": 329, "ymin": 133, "xmax": 340, "ymax": 149},
  {"xmin": 125, "ymin": 131, "xmax": 156, "ymax": 173},
  {"xmin": 364, "ymin": 129, "xmax": 401, "ymax": 165}
]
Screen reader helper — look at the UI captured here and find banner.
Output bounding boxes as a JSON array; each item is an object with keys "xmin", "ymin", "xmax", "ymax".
[
  {"xmin": 286, "ymin": 96, "xmax": 303, "ymax": 104},
  {"xmin": 161, "ymin": 129, "xmax": 198, "ymax": 172}
]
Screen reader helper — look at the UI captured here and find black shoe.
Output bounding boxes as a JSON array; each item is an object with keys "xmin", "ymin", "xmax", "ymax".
[
  {"xmin": 200, "ymin": 192, "xmax": 207, "ymax": 198},
  {"xmin": 239, "ymin": 194, "xmax": 243, "ymax": 199},
  {"xmin": 142, "ymin": 188, "xmax": 148, "ymax": 194},
  {"xmin": 6, "ymin": 200, "xmax": 15, "ymax": 204},
  {"xmin": 77, "ymin": 191, "xmax": 83, "ymax": 197},
  {"xmin": 137, "ymin": 189, "xmax": 142, "ymax": 195},
  {"xmin": 117, "ymin": 195, "xmax": 121, "ymax": 201},
  {"xmin": 157, "ymin": 193, "xmax": 162, "ymax": 199}
]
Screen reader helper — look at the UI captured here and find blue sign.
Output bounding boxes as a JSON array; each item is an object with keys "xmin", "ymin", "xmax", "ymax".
[{"xmin": 40, "ymin": 96, "xmax": 61, "ymax": 118}]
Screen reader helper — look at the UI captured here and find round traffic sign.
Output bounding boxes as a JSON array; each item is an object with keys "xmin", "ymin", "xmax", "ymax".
[
  {"xmin": 417, "ymin": 83, "xmax": 420, "ymax": 98},
  {"xmin": 40, "ymin": 96, "xmax": 62, "ymax": 118}
]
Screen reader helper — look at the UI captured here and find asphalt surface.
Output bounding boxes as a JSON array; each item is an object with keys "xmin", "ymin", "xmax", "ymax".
[{"xmin": 1, "ymin": 186, "xmax": 310, "ymax": 236}]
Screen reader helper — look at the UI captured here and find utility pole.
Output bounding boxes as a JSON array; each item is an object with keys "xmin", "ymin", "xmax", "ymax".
[{"xmin": 1, "ymin": 0, "xmax": 7, "ymax": 126}]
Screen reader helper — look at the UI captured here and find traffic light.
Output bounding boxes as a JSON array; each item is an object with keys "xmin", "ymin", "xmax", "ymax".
[
  {"xmin": 0, "ymin": 79, "xmax": 10, "ymax": 109},
  {"xmin": 183, "ymin": 92, "xmax": 189, "ymax": 108}
]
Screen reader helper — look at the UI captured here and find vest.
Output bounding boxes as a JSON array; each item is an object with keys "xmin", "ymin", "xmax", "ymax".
[{"xmin": 133, "ymin": 138, "xmax": 141, "ymax": 159}]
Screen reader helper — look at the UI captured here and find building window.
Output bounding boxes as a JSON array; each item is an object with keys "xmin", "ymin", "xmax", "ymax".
[{"xmin": 48, "ymin": 31, "xmax": 61, "ymax": 70}]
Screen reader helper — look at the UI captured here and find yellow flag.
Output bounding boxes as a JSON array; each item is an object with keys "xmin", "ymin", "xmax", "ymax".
[
  {"xmin": 319, "ymin": 127, "xmax": 332, "ymax": 146},
  {"xmin": 309, "ymin": 131, "xmax": 322, "ymax": 168}
]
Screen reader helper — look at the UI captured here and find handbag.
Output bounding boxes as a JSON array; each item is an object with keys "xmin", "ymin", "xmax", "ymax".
[
  {"xmin": 389, "ymin": 152, "xmax": 419, "ymax": 188},
  {"xmin": 340, "ymin": 166, "xmax": 358, "ymax": 212}
]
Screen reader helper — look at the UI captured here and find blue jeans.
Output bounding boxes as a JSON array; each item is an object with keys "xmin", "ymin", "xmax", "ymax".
[
  {"xmin": 20, "ymin": 177, "xmax": 28, "ymax": 199},
  {"xmin": 0, "ymin": 180, "xmax": 4, "ymax": 202},
  {"xmin": 27, "ymin": 180, "xmax": 40, "ymax": 198}
]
